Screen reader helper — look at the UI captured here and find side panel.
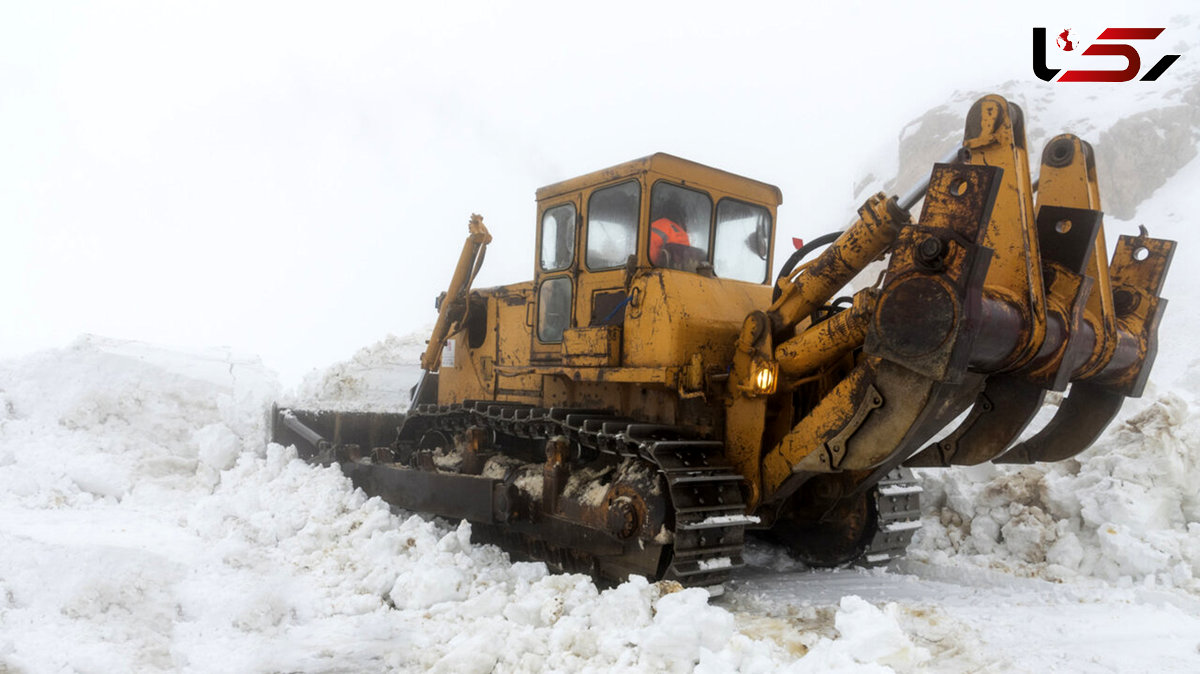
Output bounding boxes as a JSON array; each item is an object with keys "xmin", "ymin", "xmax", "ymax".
[
  {"xmin": 536, "ymin": 271, "xmax": 770, "ymax": 429},
  {"xmin": 438, "ymin": 281, "xmax": 541, "ymax": 405},
  {"xmin": 494, "ymin": 282, "xmax": 543, "ymax": 402},
  {"xmin": 624, "ymin": 270, "xmax": 772, "ymax": 369}
]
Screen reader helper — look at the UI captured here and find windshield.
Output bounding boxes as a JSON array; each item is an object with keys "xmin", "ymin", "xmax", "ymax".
[
  {"xmin": 586, "ymin": 181, "xmax": 640, "ymax": 270},
  {"xmin": 649, "ymin": 182, "xmax": 712, "ymax": 271}
]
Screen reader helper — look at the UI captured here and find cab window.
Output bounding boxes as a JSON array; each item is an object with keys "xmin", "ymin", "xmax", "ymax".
[
  {"xmin": 586, "ymin": 181, "xmax": 640, "ymax": 270},
  {"xmin": 650, "ymin": 182, "xmax": 712, "ymax": 272},
  {"xmin": 540, "ymin": 204, "xmax": 576, "ymax": 271},
  {"xmin": 537, "ymin": 277, "xmax": 572, "ymax": 342},
  {"xmin": 714, "ymin": 199, "xmax": 772, "ymax": 283}
]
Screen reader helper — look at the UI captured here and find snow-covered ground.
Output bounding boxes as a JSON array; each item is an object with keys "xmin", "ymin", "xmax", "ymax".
[
  {"xmin": 4, "ymin": 325, "xmax": 1200, "ymax": 672},
  {"xmin": 727, "ymin": 552, "xmax": 1200, "ymax": 673},
  {"xmin": 0, "ymin": 336, "xmax": 931, "ymax": 673}
]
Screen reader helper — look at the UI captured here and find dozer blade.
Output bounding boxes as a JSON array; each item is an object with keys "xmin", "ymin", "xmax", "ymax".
[{"xmin": 270, "ymin": 404, "xmax": 408, "ymax": 464}]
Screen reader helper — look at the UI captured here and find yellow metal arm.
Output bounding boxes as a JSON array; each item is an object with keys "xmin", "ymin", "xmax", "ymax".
[
  {"xmin": 767, "ymin": 193, "xmax": 909, "ymax": 335},
  {"xmin": 420, "ymin": 214, "xmax": 492, "ymax": 371}
]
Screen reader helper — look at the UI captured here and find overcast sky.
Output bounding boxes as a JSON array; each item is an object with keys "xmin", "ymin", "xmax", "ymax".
[{"xmin": 1, "ymin": 0, "xmax": 1194, "ymax": 386}]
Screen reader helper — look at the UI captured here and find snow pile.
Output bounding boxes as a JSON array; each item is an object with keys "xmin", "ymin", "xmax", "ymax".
[
  {"xmin": 289, "ymin": 328, "xmax": 430, "ymax": 411},
  {"xmin": 706, "ymin": 596, "xmax": 928, "ymax": 674},
  {"xmin": 912, "ymin": 387, "xmax": 1200, "ymax": 593},
  {"xmin": 0, "ymin": 337, "xmax": 919, "ymax": 672},
  {"xmin": 182, "ymin": 446, "xmax": 765, "ymax": 673},
  {"xmin": 0, "ymin": 334, "xmax": 276, "ymax": 505}
]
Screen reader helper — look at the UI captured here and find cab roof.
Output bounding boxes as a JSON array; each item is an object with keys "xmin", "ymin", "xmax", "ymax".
[{"xmin": 534, "ymin": 153, "xmax": 783, "ymax": 206}]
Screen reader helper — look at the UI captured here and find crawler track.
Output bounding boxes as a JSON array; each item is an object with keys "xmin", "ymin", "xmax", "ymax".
[
  {"xmin": 278, "ymin": 404, "xmax": 922, "ymax": 587},
  {"xmin": 383, "ymin": 402, "xmax": 753, "ymax": 587},
  {"xmin": 862, "ymin": 467, "xmax": 923, "ymax": 566}
]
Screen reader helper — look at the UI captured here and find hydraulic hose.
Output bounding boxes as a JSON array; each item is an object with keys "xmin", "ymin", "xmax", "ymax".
[{"xmin": 772, "ymin": 231, "xmax": 842, "ymax": 302}]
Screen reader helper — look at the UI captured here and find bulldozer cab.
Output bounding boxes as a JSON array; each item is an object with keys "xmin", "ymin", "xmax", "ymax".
[{"xmin": 531, "ymin": 153, "xmax": 782, "ymax": 359}]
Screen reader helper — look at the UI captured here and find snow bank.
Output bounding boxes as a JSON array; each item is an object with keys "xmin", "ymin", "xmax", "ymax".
[
  {"xmin": 912, "ymin": 385, "xmax": 1200, "ymax": 593},
  {"xmin": 0, "ymin": 334, "xmax": 277, "ymax": 507},
  {"xmin": 0, "ymin": 337, "xmax": 918, "ymax": 672},
  {"xmin": 793, "ymin": 597, "xmax": 928, "ymax": 673},
  {"xmin": 288, "ymin": 329, "xmax": 430, "ymax": 412}
]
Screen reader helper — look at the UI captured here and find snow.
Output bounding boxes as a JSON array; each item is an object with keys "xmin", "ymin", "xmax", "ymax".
[
  {"xmin": 802, "ymin": 596, "xmax": 929, "ymax": 672},
  {"xmin": 699, "ymin": 514, "xmax": 763, "ymax": 527},
  {"xmin": 911, "ymin": 387, "xmax": 1200, "ymax": 593},
  {"xmin": 724, "ymin": 560, "xmax": 1200, "ymax": 673},
  {"xmin": 6, "ymin": 324, "xmax": 1200, "ymax": 674},
  {"xmin": 0, "ymin": 337, "xmax": 924, "ymax": 672},
  {"xmin": 878, "ymin": 485, "xmax": 923, "ymax": 497},
  {"xmin": 698, "ymin": 557, "xmax": 734, "ymax": 571},
  {"xmin": 287, "ymin": 330, "xmax": 431, "ymax": 413}
]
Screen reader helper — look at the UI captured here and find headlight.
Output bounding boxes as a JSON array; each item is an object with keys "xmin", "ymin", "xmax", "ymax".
[{"xmin": 752, "ymin": 360, "xmax": 778, "ymax": 396}]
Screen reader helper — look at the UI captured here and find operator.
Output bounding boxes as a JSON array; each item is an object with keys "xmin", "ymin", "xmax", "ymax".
[{"xmin": 649, "ymin": 200, "xmax": 690, "ymax": 266}]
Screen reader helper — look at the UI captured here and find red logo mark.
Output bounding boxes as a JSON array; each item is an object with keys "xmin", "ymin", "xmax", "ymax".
[
  {"xmin": 1057, "ymin": 29, "xmax": 1075, "ymax": 51},
  {"xmin": 1033, "ymin": 27, "xmax": 1181, "ymax": 82}
]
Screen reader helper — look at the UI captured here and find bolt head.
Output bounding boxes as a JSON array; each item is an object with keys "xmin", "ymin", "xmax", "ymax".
[{"xmin": 918, "ymin": 237, "xmax": 945, "ymax": 261}]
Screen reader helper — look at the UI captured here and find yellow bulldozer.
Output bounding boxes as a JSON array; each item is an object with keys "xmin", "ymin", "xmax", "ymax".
[{"xmin": 273, "ymin": 94, "xmax": 1175, "ymax": 587}]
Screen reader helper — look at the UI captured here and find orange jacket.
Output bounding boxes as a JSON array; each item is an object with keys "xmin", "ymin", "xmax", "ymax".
[{"xmin": 649, "ymin": 218, "xmax": 689, "ymax": 264}]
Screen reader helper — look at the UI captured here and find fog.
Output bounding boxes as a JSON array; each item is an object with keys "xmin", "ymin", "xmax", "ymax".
[{"xmin": 1, "ymin": 0, "xmax": 1190, "ymax": 386}]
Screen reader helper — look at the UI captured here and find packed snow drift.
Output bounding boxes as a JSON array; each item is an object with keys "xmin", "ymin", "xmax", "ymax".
[
  {"xmin": 0, "ymin": 336, "xmax": 934, "ymax": 673},
  {"xmin": 4, "ymin": 316, "xmax": 1200, "ymax": 672}
]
